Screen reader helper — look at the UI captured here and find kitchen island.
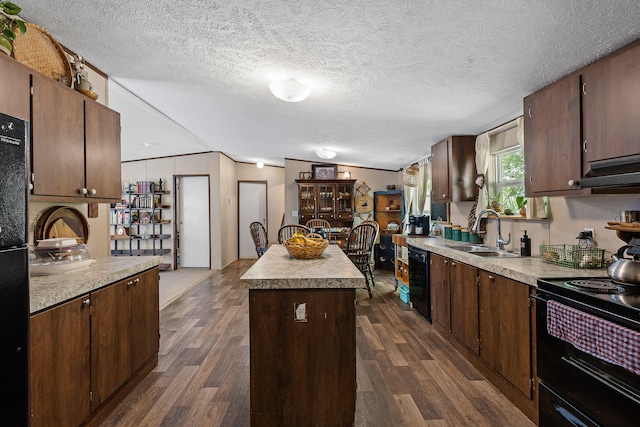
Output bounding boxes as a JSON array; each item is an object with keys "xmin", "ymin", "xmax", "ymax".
[{"xmin": 240, "ymin": 244, "xmax": 365, "ymax": 427}]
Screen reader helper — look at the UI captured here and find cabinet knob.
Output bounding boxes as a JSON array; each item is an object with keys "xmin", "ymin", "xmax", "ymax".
[
  {"xmin": 488, "ymin": 275, "xmax": 494, "ymax": 281},
  {"xmin": 451, "ymin": 261, "xmax": 456, "ymax": 267},
  {"xmin": 83, "ymin": 298, "xmax": 90, "ymax": 306},
  {"xmin": 442, "ymin": 194, "xmax": 446, "ymax": 198},
  {"xmin": 568, "ymin": 179, "xmax": 579, "ymax": 187},
  {"xmin": 443, "ymin": 259, "xmax": 448, "ymax": 264},
  {"xmin": 90, "ymin": 188, "xmax": 97, "ymax": 195},
  {"xmin": 529, "ymin": 176, "xmax": 533, "ymax": 183},
  {"xmin": 80, "ymin": 188, "xmax": 88, "ymax": 195}
]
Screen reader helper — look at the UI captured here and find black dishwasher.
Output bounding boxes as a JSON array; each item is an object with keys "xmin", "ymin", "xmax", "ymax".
[{"xmin": 408, "ymin": 245, "xmax": 430, "ymax": 320}]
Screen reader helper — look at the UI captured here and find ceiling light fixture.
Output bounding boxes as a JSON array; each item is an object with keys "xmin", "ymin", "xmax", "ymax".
[
  {"xmin": 315, "ymin": 148, "xmax": 336, "ymax": 160},
  {"xmin": 269, "ymin": 78, "xmax": 311, "ymax": 102},
  {"xmin": 256, "ymin": 161, "xmax": 264, "ymax": 169}
]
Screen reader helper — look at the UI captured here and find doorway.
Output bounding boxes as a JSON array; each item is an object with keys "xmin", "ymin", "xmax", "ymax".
[
  {"xmin": 174, "ymin": 175, "xmax": 211, "ymax": 268},
  {"xmin": 238, "ymin": 181, "xmax": 267, "ymax": 259}
]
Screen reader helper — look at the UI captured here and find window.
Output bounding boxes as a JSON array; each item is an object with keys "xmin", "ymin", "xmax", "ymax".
[{"xmin": 493, "ymin": 146, "xmax": 524, "ymax": 213}]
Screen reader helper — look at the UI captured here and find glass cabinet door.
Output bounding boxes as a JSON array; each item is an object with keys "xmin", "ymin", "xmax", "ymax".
[
  {"xmin": 336, "ymin": 183, "xmax": 354, "ymax": 217},
  {"xmin": 317, "ymin": 184, "xmax": 335, "ymax": 219},
  {"xmin": 298, "ymin": 184, "xmax": 316, "ymax": 219}
]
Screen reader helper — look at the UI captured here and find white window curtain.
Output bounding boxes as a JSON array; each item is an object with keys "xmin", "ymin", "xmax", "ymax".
[
  {"xmin": 517, "ymin": 117, "xmax": 548, "ymax": 219},
  {"xmin": 403, "ymin": 159, "xmax": 431, "ymax": 233},
  {"xmin": 473, "ymin": 132, "xmax": 491, "ymax": 229},
  {"xmin": 417, "ymin": 157, "xmax": 430, "ymax": 214},
  {"xmin": 403, "ymin": 171, "xmax": 415, "ymax": 233}
]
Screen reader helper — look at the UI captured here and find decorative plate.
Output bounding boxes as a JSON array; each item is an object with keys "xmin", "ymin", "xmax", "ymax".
[{"xmin": 355, "ymin": 195, "xmax": 373, "ymax": 213}]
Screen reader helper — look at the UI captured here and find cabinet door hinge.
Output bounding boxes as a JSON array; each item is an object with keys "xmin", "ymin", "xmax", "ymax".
[
  {"xmin": 582, "ymin": 82, "xmax": 587, "ymax": 96},
  {"xmin": 476, "ymin": 275, "xmax": 480, "ymax": 286},
  {"xmin": 530, "ymin": 378, "xmax": 535, "ymax": 393},
  {"xmin": 477, "ymin": 339, "xmax": 481, "ymax": 352},
  {"xmin": 30, "ymin": 86, "xmax": 34, "ymax": 96},
  {"xmin": 583, "ymin": 140, "xmax": 587, "ymax": 152},
  {"xmin": 89, "ymin": 391, "xmax": 93, "ymax": 402}
]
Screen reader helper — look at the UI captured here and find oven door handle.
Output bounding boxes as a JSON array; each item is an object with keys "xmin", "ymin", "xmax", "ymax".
[
  {"xmin": 532, "ymin": 291, "xmax": 640, "ymax": 329},
  {"xmin": 530, "ymin": 293, "xmax": 549, "ymax": 303}
]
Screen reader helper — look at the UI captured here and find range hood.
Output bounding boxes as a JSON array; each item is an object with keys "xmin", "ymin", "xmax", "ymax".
[{"xmin": 581, "ymin": 154, "xmax": 640, "ymax": 188}]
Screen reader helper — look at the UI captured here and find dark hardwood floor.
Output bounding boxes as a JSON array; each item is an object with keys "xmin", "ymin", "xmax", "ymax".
[{"xmin": 100, "ymin": 259, "xmax": 534, "ymax": 426}]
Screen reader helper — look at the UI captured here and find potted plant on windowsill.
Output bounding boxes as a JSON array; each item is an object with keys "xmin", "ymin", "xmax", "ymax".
[
  {"xmin": 516, "ymin": 196, "xmax": 527, "ymax": 218},
  {"xmin": 488, "ymin": 189, "xmax": 503, "ymax": 213},
  {"xmin": 0, "ymin": 2, "xmax": 26, "ymax": 56}
]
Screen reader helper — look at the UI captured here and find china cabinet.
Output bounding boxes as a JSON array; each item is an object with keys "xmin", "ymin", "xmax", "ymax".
[{"xmin": 296, "ymin": 179, "xmax": 356, "ymax": 228}]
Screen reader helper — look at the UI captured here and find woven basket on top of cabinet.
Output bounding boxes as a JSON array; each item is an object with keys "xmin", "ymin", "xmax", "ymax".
[{"xmin": 13, "ymin": 22, "xmax": 73, "ymax": 86}]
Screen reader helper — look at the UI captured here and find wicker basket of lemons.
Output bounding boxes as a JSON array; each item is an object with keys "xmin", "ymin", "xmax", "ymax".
[{"xmin": 283, "ymin": 232, "xmax": 329, "ymax": 259}]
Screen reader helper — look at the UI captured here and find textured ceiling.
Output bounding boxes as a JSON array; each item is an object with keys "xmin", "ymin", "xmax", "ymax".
[{"xmin": 19, "ymin": 1, "xmax": 640, "ymax": 169}]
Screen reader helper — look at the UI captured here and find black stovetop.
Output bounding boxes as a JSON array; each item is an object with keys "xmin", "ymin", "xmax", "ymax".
[{"xmin": 538, "ymin": 277, "xmax": 640, "ymax": 315}]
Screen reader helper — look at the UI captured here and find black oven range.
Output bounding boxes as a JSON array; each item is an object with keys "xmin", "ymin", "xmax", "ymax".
[{"xmin": 535, "ymin": 277, "xmax": 640, "ymax": 426}]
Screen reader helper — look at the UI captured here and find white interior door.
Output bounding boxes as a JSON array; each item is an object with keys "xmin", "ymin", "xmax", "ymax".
[
  {"xmin": 178, "ymin": 176, "xmax": 210, "ymax": 267},
  {"xmin": 239, "ymin": 182, "xmax": 267, "ymax": 259}
]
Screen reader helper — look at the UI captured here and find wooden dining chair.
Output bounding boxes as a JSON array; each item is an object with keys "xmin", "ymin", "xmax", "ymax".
[
  {"xmin": 305, "ymin": 219, "xmax": 332, "ymax": 241},
  {"xmin": 277, "ymin": 224, "xmax": 310, "ymax": 244},
  {"xmin": 345, "ymin": 222, "xmax": 379, "ymax": 298},
  {"xmin": 249, "ymin": 221, "xmax": 269, "ymax": 258}
]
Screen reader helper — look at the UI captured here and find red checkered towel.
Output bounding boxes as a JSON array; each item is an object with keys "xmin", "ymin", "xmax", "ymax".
[{"xmin": 547, "ymin": 300, "xmax": 640, "ymax": 376}]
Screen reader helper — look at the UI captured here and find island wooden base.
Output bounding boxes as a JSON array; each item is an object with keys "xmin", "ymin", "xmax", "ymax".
[{"xmin": 249, "ymin": 288, "xmax": 356, "ymax": 427}]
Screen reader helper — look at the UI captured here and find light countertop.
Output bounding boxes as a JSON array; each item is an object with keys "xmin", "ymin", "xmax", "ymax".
[
  {"xmin": 240, "ymin": 244, "xmax": 366, "ymax": 290},
  {"xmin": 406, "ymin": 237, "xmax": 609, "ymax": 287},
  {"xmin": 30, "ymin": 256, "xmax": 162, "ymax": 314}
]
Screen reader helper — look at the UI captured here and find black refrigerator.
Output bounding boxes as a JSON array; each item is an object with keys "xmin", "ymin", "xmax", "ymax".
[{"xmin": 0, "ymin": 111, "xmax": 30, "ymax": 426}]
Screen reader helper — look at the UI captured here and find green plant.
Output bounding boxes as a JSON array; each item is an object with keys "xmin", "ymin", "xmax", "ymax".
[
  {"xmin": 516, "ymin": 196, "xmax": 527, "ymax": 210},
  {"xmin": 0, "ymin": 2, "xmax": 26, "ymax": 55},
  {"xmin": 487, "ymin": 188, "xmax": 502, "ymax": 211}
]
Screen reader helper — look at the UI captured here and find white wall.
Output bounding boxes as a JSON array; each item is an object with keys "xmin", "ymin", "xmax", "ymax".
[{"xmin": 121, "ymin": 154, "xmax": 285, "ymax": 270}]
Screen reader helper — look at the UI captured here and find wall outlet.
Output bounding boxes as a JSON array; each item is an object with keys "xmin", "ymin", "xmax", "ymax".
[
  {"xmin": 584, "ymin": 228, "xmax": 595, "ymax": 240},
  {"xmin": 292, "ymin": 210, "xmax": 298, "ymax": 217}
]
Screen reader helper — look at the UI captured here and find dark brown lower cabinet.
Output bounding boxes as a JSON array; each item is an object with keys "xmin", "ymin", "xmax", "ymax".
[
  {"xmin": 30, "ymin": 296, "xmax": 91, "ymax": 427},
  {"xmin": 249, "ymin": 288, "xmax": 356, "ymax": 427},
  {"xmin": 450, "ymin": 260, "xmax": 479, "ymax": 354},
  {"xmin": 429, "ymin": 252, "xmax": 536, "ymax": 422},
  {"xmin": 430, "ymin": 253, "xmax": 451, "ymax": 331},
  {"xmin": 479, "ymin": 271, "xmax": 533, "ymax": 398},
  {"xmin": 30, "ymin": 267, "xmax": 159, "ymax": 426}
]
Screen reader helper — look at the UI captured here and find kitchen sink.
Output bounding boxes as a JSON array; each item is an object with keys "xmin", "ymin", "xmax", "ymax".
[
  {"xmin": 448, "ymin": 244, "xmax": 520, "ymax": 258},
  {"xmin": 468, "ymin": 250, "xmax": 520, "ymax": 258},
  {"xmin": 448, "ymin": 244, "xmax": 487, "ymax": 251}
]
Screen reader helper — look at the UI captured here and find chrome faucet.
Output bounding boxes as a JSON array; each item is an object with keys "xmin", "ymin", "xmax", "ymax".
[{"xmin": 472, "ymin": 209, "xmax": 511, "ymax": 250}]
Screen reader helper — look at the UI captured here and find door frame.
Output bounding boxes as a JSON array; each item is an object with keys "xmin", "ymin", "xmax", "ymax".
[
  {"xmin": 173, "ymin": 174, "xmax": 211, "ymax": 269},
  {"xmin": 238, "ymin": 180, "xmax": 268, "ymax": 259}
]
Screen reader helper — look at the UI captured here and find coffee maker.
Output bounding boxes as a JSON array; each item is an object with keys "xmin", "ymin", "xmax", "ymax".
[
  {"xmin": 409, "ymin": 215, "xmax": 429, "ymax": 235},
  {"xmin": 408, "ymin": 216, "xmax": 417, "ymax": 234}
]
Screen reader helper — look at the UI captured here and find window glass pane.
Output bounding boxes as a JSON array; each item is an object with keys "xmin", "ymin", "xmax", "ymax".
[
  {"xmin": 494, "ymin": 147, "xmax": 525, "ymax": 214},
  {"xmin": 497, "ymin": 149, "xmax": 524, "ymax": 183}
]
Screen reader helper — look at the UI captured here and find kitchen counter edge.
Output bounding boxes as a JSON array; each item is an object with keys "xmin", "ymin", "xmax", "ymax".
[
  {"xmin": 240, "ymin": 245, "xmax": 366, "ymax": 290},
  {"xmin": 29, "ymin": 256, "xmax": 163, "ymax": 314},
  {"xmin": 406, "ymin": 237, "xmax": 608, "ymax": 287}
]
